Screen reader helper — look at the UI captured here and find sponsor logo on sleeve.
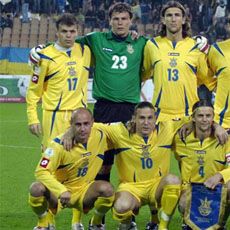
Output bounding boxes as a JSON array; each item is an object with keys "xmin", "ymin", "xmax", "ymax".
[
  {"xmin": 40, "ymin": 157, "xmax": 50, "ymax": 168},
  {"xmin": 31, "ymin": 74, "xmax": 39, "ymax": 84}
]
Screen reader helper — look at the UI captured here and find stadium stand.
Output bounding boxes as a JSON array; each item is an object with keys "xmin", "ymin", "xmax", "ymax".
[{"xmin": 0, "ymin": 1, "xmax": 229, "ymax": 48}]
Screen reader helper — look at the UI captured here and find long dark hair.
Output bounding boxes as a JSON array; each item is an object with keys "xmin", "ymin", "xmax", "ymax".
[{"xmin": 159, "ymin": 1, "xmax": 192, "ymax": 38}]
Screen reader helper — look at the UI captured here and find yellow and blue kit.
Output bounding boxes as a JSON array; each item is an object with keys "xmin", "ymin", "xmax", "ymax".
[
  {"xmin": 26, "ymin": 43, "xmax": 91, "ymax": 146},
  {"xmin": 173, "ymin": 132, "xmax": 230, "ymax": 185},
  {"xmin": 142, "ymin": 36, "xmax": 210, "ymax": 122},
  {"xmin": 208, "ymin": 39, "xmax": 230, "ymax": 128},
  {"xmin": 35, "ymin": 126, "xmax": 107, "ymax": 209}
]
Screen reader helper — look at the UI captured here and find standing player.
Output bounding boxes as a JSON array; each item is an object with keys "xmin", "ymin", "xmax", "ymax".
[
  {"xmin": 173, "ymin": 100, "xmax": 230, "ymax": 229},
  {"xmin": 29, "ymin": 108, "xmax": 114, "ymax": 230},
  {"xmin": 26, "ymin": 13, "xmax": 91, "ymax": 230},
  {"xmin": 75, "ymin": 1, "xmax": 148, "ymax": 183},
  {"xmin": 73, "ymin": 3, "xmax": 148, "ymax": 227},
  {"xmin": 142, "ymin": 1, "xmax": 211, "ymax": 123},
  {"xmin": 207, "ymin": 39, "xmax": 230, "ymax": 129},
  {"xmin": 26, "ymin": 13, "xmax": 91, "ymax": 149}
]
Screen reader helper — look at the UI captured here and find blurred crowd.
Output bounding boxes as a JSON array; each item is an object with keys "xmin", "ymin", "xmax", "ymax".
[{"xmin": 1, "ymin": 0, "xmax": 230, "ymax": 42}]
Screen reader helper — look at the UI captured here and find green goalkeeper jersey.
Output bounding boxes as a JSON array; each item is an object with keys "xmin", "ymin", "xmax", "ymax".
[{"xmin": 76, "ymin": 31, "xmax": 147, "ymax": 103}]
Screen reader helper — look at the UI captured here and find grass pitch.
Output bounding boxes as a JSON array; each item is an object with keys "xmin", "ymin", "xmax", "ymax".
[{"xmin": 0, "ymin": 103, "xmax": 229, "ymax": 229}]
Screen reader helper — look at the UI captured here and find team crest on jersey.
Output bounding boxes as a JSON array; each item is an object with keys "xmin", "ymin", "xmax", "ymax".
[
  {"xmin": 198, "ymin": 197, "xmax": 212, "ymax": 216},
  {"xmin": 197, "ymin": 155, "xmax": 204, "ymax": 165},
  {"xmin": 68, "ymin": 67, "xmax": 77, "ymax": 76},
  {"xmin": 169, "ymin": 58, "xmax": 177, "ymax": 67},
  {"xmin": 44, "ymin": 148, "xmax": 54, "ymax": 157},
  {"xmin": 140, "ymin": 144, "xmax": 151, "ymax": 158},
  {"xmin": 127, "ymin": 44, "xmax": 134, "ymax": 54}
]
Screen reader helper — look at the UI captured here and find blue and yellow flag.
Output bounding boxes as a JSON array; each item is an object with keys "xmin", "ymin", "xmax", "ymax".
[{"xmin": 185, "ymin": 183, "xmax": 227, "ymax": 230}]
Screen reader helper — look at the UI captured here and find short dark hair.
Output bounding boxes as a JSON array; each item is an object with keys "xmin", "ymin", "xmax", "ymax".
[
  {"xmin": 108, "ymin": 2, "xmax": 133, "ymax": 19},
  {"xmin": 192, "ymin": 100, "xmax": 214, "ymax": 113},
  {"xmin": 134, "ymin": 101, "xmax": 154, "ymax": 115},
  {"xmin": 56, "ymin": 13, "xmax": 78, "ymax": 30},
  {"xmin": 159, "ymin": 1, "xmax": 192, "ymax": 38}
]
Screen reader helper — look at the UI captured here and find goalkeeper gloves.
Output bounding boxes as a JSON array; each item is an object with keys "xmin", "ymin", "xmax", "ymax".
[
  {"xmin": 193, "ymin": 35, "xmax": 210, "ymax": 54},
  {"xmin": 28, "ymin": 44, "xmax": 45, "ymax": 66}
]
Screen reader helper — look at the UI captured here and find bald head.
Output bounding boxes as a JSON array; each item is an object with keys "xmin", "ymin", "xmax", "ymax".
[{"xmin": 71, "ymin": 108, "xmax": 94, "ymax": 144}]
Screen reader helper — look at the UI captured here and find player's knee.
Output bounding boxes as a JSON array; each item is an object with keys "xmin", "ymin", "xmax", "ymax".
[
  {"xmin": 164, "ymin": 174, "xmax": 181, "ymax": 185},
  {"xmin": 113, "ymin": 197, "xmax": 133, "ymax": 214},
  {"xmin": 112, "ymin": 206, "xmax": 134, "ymax": 222},
  {"xmin": 97, "ymin": 181, "xmax": 114, "ymax": 197},
  {"xmin": 29, "ymin": 182, "xmax": 46, "ymax": 197}
]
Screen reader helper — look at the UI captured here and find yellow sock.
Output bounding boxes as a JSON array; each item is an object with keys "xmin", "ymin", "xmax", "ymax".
[
  {"xmin": 159, "ymin": 184, "xmax": 181, "ymax": 229},
  {"xmin": 28, "ymin": 195, "xmax": 55, "ymax": 227},
  {"xmin": 91, "ymin": 195, "xmax": 114, "ymax": 225},
  {"xmin": 33, "ymin": 210, "xmax": 55, "ymax": 227},
  {"xmin": 28, "ymin": 194, "xmax": 48, "ymax": 216},
  {"xmin": 72, "ymin": 208, "xmax": 82, "ymax": 224},
  {"xmin": 112, "ymin": 207, "xmax": 134, "ymax": 223}
]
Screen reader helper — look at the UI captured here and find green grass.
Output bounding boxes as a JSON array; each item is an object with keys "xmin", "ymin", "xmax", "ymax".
[{"xmin": 0, "ymin": 103, "xmax": 229, "ymax": 229}]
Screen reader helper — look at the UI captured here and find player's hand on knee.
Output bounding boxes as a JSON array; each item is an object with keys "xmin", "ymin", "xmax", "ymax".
[
  {"xmin": 28, "ymin": 44, "xmax": 45, "ymax": 66},
  {"xmin": 193, "ymin": 35, "xmax": 210, "ymax": 54},
  {"xmin": 29, "ymin": 123, "xmax": 42, "ymax": 137},
  {"xmin": 60, "ymin": 191, "xmax": 71, "ymax": 208},
  {"xmin": 204, "ymin": 173, "xmax": 223, "ymax": 189}
]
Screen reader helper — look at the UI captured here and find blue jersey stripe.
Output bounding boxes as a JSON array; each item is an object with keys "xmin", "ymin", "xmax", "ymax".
[
  {"xmin": 213, "ymin": 43, "xmax": 224, "ymax": 56},
  {"xmin": 184, "ymin": 86, "xmax": 189, "ymax": 116},
  {"xmin": 150, "ymin": 38, "xmax": 159, "ymax": 48},
  {"xmin": 215, "ymin": 67, "xmax": 226, "ymax": 77},
  {"xmin": 50, "ymin": 94, "xmax": 63, "ymax": 135},
  {"xmin": 44, "ymin": 70, "xmax": 59, "ymax": 82},
  {"xmin": 40, "ymin": 53, "xmax": 55, "ymax": 62},
  {"xmin": 219, "ymin": 93, "xmax": 229, "ymax": 126}
]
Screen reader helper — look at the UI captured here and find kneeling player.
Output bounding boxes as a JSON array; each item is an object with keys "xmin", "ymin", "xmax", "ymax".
[
  {"xmin": 28, "ymin": 108, "xmax": 114, "ymax": 230},
  {"xmin": 173, "ymin": 100, "xmax": 230, "ymax": 229}
]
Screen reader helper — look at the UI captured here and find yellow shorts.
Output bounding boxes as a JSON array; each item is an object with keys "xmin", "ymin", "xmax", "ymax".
[
  {"xmin": 42, "ymin": 110, "xmax": 73, "ymax": 148},
  {"xmin": 117, "ymin": 178, "xmax": 162, "ymax": 207},
  {"xmin": 57, "ymin": 181, "xmax": 94, "ymax": 213}
]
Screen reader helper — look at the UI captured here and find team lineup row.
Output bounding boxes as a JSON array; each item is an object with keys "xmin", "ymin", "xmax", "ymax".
[{"xmin": 25, "ymin": 1, "xmax": 230, "ymax": 230}]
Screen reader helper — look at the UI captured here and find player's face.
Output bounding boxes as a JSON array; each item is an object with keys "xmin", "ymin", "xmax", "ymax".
[
  {"xmin": 134, "ymin": 108, "xmax": 156, "ymax": 137},
  {"xmin": 162, "ymin": 7, "xmax": 185, "ymax": 35},
  {"xmin": 72, "ymin": 110, "xmax": 93, "ymax": 144},
  {"xmin": 193, "ymin": 107, "xmax": 214, "ymax": 133},
  {"xmin": 56, "ymin": 24, "xmax": 78, "ymax": 48},
  {"xmin": 110, "ymin": 11, "xmax": 131, "ymax": 37}
]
